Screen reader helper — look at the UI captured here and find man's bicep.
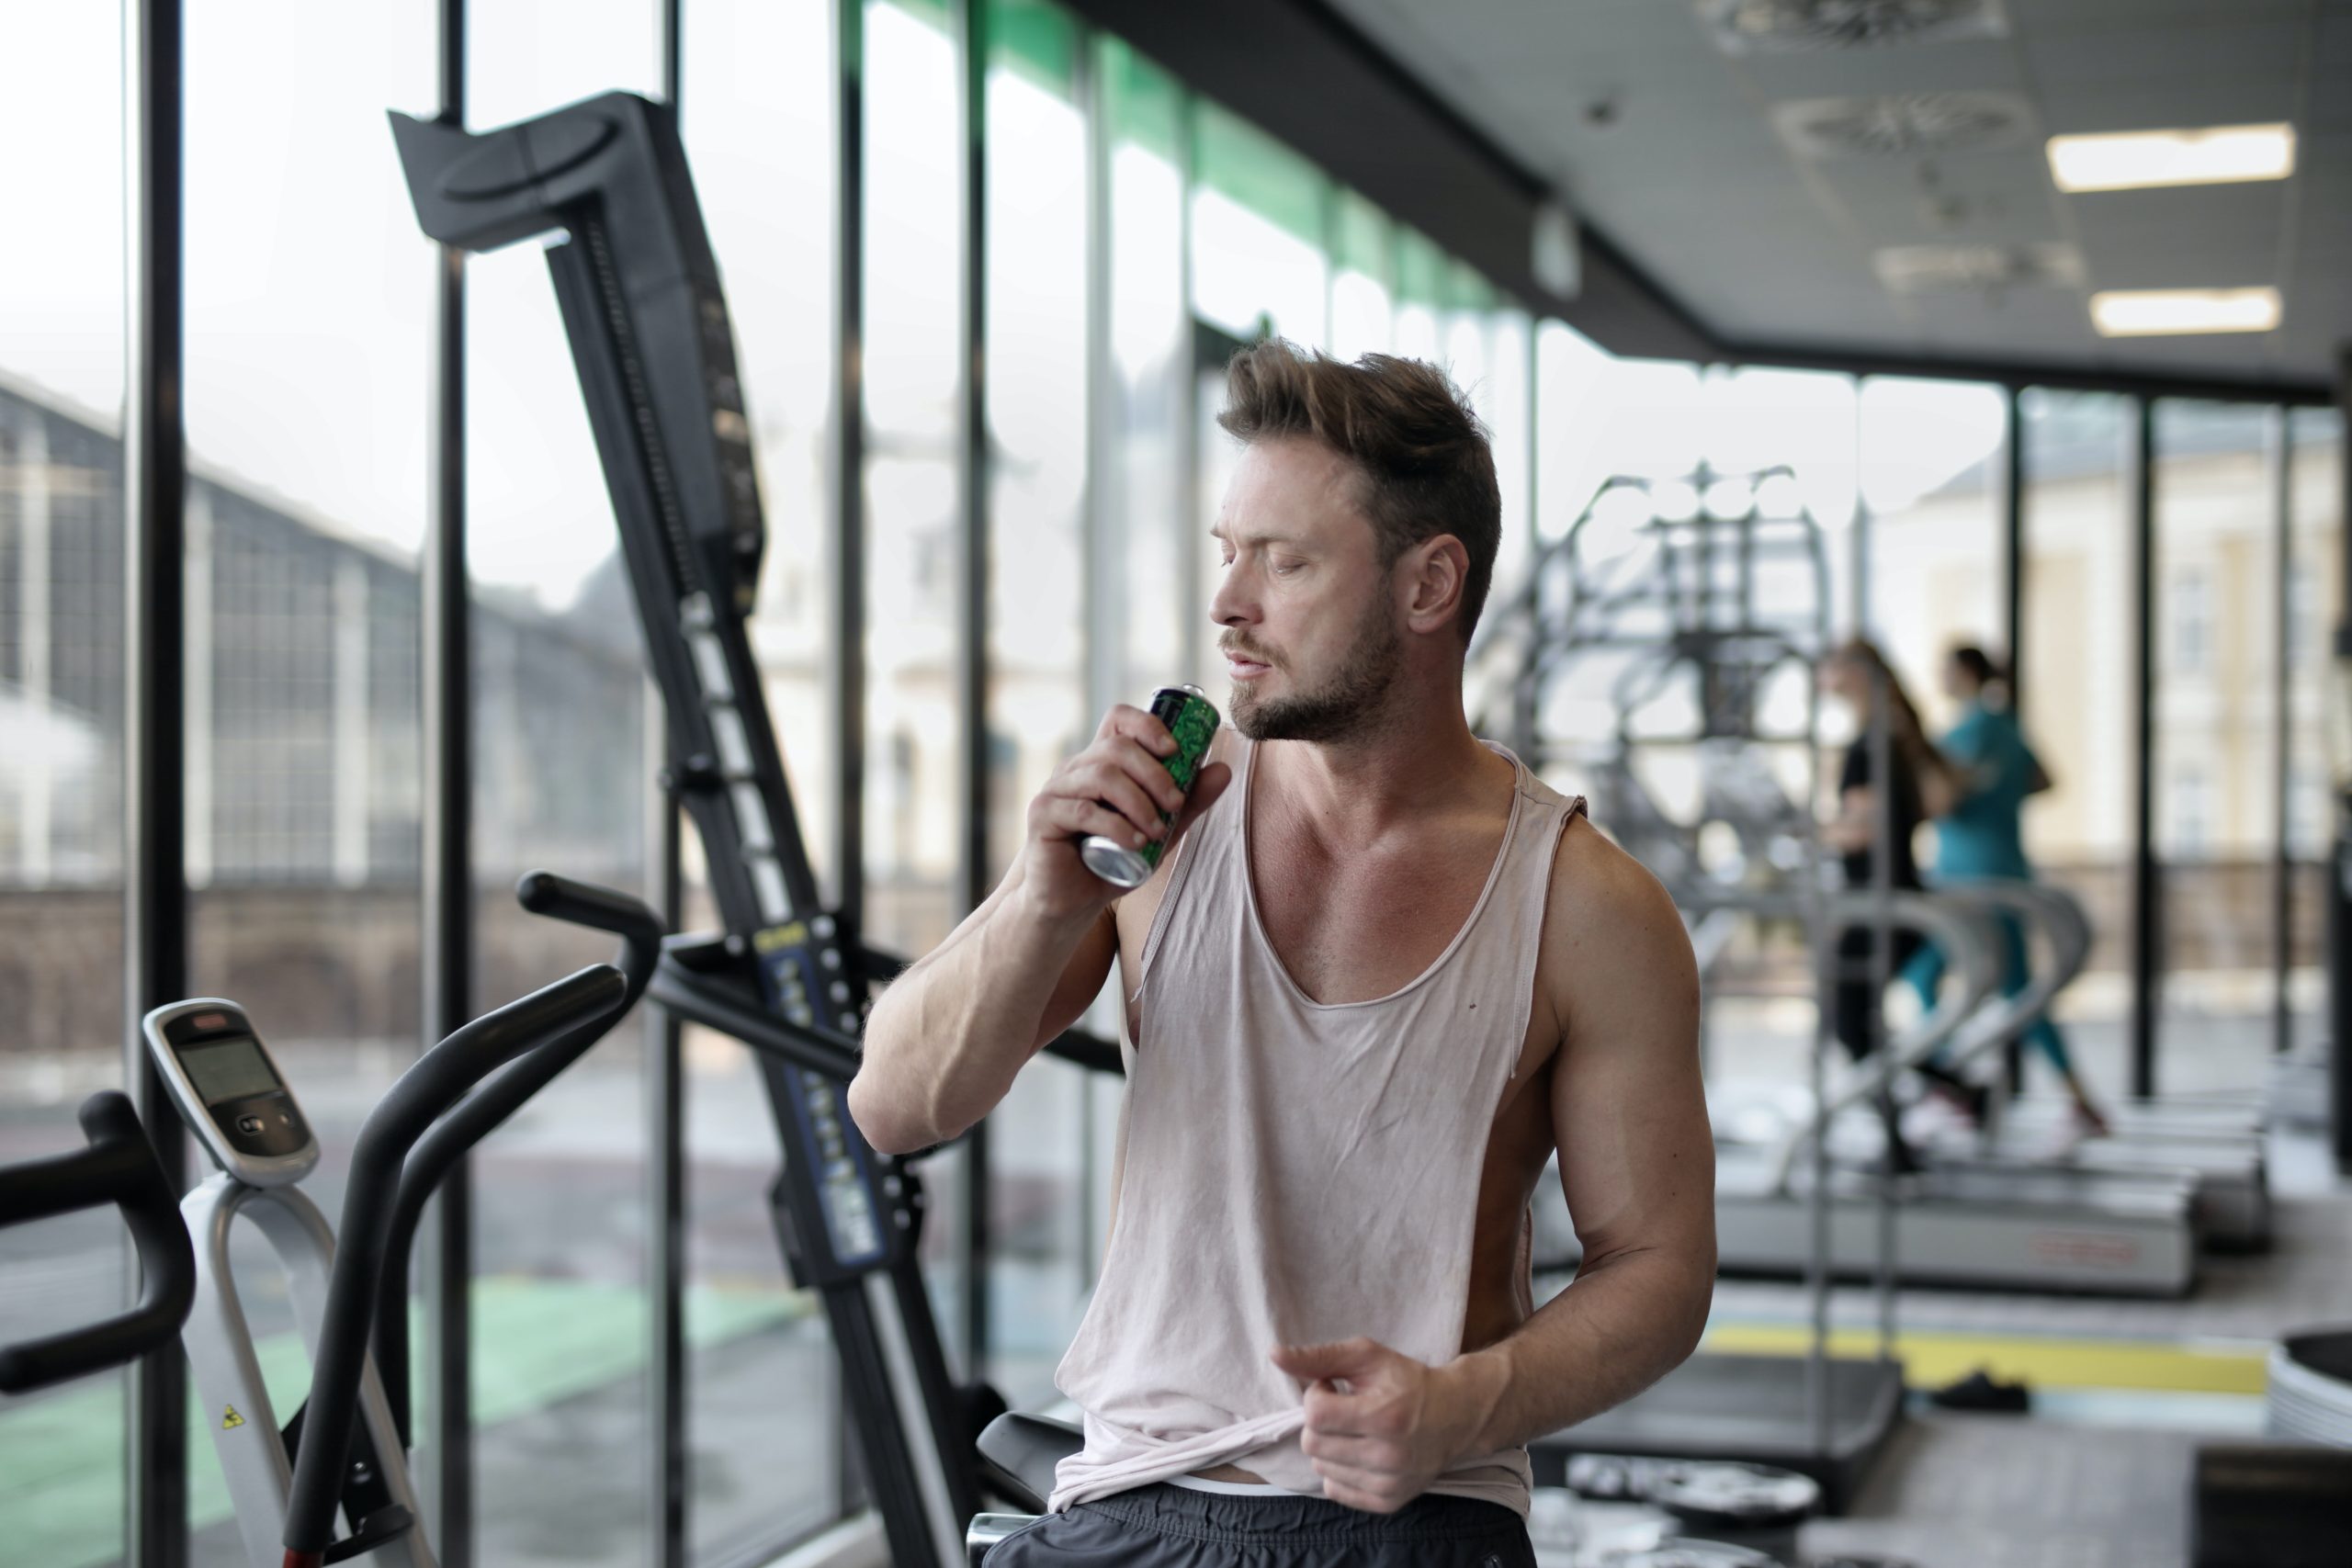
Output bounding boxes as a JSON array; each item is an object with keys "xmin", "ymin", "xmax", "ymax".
[{"xmin": 1550, "ymin": 882, "xmax": 1713, "ymax": 1263}]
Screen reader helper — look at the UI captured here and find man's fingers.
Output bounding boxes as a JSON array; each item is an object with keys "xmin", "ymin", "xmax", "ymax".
[
  {"xmin": 1057, "ymin": 761, "xmax": 1164, "ymax": 839},
  {"xmin": 1095, "ymin": 704, "xmax": 1175, "ymax": 756},
  {"xmin": 1297, "ymin": 1429, "xmax": 1387, "ymax": 1471},
  {"xmin": 1034, "ymin": 795, "xmax": 1150, "ymax": 850},
  {"xmin": 1312, "ymin": 1466, "xmax": 1406, "ymax": 1516},
  {"xmin": 1300, "ymin": 1383, "xmax": 1372, "ymax": 1434}
]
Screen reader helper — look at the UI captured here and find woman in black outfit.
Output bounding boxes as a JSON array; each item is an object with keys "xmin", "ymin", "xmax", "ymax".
[{"xmin": 1818, "ymin": 640, "xmax": 1972, "ymax": 1172}]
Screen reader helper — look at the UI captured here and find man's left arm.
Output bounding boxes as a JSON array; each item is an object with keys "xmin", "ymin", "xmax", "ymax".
[{"xmin": 1274, "ymin": 846, "xmax": 1714, "ymax": 1512}]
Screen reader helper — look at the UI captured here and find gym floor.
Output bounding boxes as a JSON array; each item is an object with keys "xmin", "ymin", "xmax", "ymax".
[{"xmin": 1701, "ymin": 1123, "xmax": 2352, "ymax": 1568}]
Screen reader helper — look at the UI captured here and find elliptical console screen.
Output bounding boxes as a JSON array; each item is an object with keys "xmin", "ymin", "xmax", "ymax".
[
  {"xmin": 143, "ymin": 1001, "xmax": 320, "ymax": 1189},
  {"xmin": 180, "ymin": 1035, "xmax": 282, "ymax": 1106}
]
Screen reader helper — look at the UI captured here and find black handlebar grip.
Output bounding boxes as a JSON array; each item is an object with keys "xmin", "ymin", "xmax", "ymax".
[
  {"xmin": 0, "ymin": 1091, "xmax": 196, "ymax": 1394},
  {"xmin": 283, "ymin": 964, "xmax": 628, "ymax": 1554},
  {"xmin": 516, "ymin": 870, "xmax": 663, "ymax": 945}
]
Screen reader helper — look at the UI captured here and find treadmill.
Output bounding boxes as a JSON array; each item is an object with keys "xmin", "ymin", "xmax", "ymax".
[
  {"xmin": 1708, "ymin": 886, "xmax": 2205, "ymax": 1297},
  {"xmin": 392, "ymin": 93, "xmax": 1121, "ymax": 1568},
  {"xmin": 1904, "ymin": 881, "xmax": 2267, "ymax": 1255}
]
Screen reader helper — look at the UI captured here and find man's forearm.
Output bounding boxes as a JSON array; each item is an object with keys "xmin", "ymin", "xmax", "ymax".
[
  {"xmin": 1441, "ymin": 1247, "xmax": 1713, "ymax": 1458},
  {"xmin": 850, "ymin": 872, "xmax": 1099, "ymax": 1152}
]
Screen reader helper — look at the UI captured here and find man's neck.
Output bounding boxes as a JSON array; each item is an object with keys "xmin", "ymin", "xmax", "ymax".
[{"xmin": 1255, "ymin": 701, "xmax": 1509, "ymax": 844}]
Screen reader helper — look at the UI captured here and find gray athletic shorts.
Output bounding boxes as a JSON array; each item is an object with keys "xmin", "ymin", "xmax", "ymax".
[{"xmin": 983, "ymin": 1483, "xmax": 1539, "ymax": 1567}]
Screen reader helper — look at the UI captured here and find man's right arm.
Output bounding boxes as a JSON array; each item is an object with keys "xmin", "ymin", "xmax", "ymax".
[{"xmin": 846, "ymin": 705, "xmax": 1229, "ymax": 1155}]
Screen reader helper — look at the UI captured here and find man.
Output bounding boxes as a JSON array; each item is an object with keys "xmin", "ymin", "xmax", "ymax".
[{"xmin": 850, "ymin": 343, "xmax": 1713, "ymax": 1567}]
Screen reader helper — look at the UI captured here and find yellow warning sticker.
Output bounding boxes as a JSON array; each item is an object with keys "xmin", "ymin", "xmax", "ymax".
[{"xmin": 221, "ymin": 1406, "xmax": 245, "ymax": 1430}]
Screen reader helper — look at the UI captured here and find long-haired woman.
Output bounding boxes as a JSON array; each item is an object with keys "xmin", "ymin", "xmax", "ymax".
[{"xmin": 1817, "ymin": 639, "xmax": 1975, "ymax": 1171}]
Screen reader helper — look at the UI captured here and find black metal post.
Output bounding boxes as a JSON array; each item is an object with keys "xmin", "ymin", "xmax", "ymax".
[
  {"xmin": 122, "ymin": 2, "xmax": 189, "ymax": 1562},
  {"xmin": 831, "ymin": 0, "xmax": 866, "ymax": 925},
  {"xmin": 419, "ymin": 3, "xmax": 474, "ymax": 1559},
  {"xmin": 952, "ymin": 0, "xmax": 992, "ymax": 1382},
  {"xmin": 2130, "ymin": 397, "xmax": 2158, "ymax": 1101},
  {"xmin": 649, "ymin": 15, "xmax": 687, "ymax": 1565},
  {"xmin": 2270, "ymin": 406, "xmax": 2293, "ymax": 1058},
  {"xmin": 2003, "ymin": 385, "xmax": 2025, "ymax": 717},
  {"xmin": 647, "ymin": 757, "xmax": 686, "ymax": 1567},
  {"xmin": 2335, "ymin": 346, "xmax": 2352, "ymax": 1172},
  {"xmin": 2002, "ymin": 384, "xmax": 2027, "ymax": 1095},
  {"xmin": 830, "ymin": 0, "xmax": 871, "ymax": 1520}
]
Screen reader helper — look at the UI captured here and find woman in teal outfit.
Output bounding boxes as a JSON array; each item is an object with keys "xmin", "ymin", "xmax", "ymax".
[{"xmin": 1904, "ymin": 646, "xmax": 2111, "ymax": 1134}]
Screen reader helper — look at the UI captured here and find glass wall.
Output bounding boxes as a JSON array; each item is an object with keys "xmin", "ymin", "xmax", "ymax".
[
  {"xmin": 979, "ymin": 0, "xmax": 1093, "ymax": 1407},
  {"xmin": 682, "ymin": 0, "xmax": 847, "ymax": 1555},
  {"xmin": 2286, "ymin": 410, "xmax": 2344, "ymax": 1052},
  {"xmin": 465, "ymin": 6, "xmax": 659, "ymax": 1563},
  {"xmin": 2152, "ymin": 402, "xmax": 2277, "ymax": 1091},
  {"xmin": 0, "ymin": 6, "xmax": 127, "ymax": 1562},
  {"xmin": 179, "ymin": 4, "xmax": 438, "ymax": 1558},
  {"xmin": 1099, "ymin": 38, "xmax": 1191, "ymax": 709},
  {"xmin": 2018, "ymin": 390, "xmax": 2137, "ymax": 1091},
  {"xmin": 1857, "ymin": 378, "xmax": 2007, "ymax": 717},
  {"xmin": 863, "ymin": 0, "xmax": 966, "ymax": 963}
]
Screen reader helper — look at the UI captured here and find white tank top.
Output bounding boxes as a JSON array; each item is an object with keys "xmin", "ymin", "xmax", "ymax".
[{"xmin": 1047, "ymin": 738, "xmax": 1585, "ymax": 1517}]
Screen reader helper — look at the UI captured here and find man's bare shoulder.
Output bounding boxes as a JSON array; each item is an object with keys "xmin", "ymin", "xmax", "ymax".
[{"xmin": 1540, "ymin": 814, "xmax": 1698, "ymax": 1035}]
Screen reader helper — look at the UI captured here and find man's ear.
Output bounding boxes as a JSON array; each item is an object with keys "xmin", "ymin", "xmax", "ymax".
[{"xmin": 1401, "ymin": 534, "xmax": 1469, "ymax": 637}]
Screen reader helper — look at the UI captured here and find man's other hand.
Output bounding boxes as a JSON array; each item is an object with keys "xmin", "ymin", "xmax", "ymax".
[{"xmin": 1271, "ymin": 1337, "xmax": 1499, "ymax": 1515}]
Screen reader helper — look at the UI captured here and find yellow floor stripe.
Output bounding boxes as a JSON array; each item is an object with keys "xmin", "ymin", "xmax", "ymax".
[{"xmin": 1703, "ymin": 1323, "xmax": 2268, "ymax": 1395}]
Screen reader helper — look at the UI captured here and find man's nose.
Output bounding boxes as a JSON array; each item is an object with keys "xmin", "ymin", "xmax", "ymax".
[{"xmin": 1208, "ymin": 569, "xmax": 1253, "ymax": 629}]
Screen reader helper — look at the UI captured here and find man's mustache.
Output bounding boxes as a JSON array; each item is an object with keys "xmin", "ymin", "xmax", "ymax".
[{"xmin": 1219, "ymin": 639, "xmax": 1279, "ymax": 667}]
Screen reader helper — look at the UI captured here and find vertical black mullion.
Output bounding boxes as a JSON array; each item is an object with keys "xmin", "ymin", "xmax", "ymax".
[
  {"xmin": 650, "ymin": 11, "xmax": 688, "ymax": 1564},
  {"xmin": 2002, "ymin": 384, "xmax": 2025, "ymax": 716},
  {"xmin": 2336, "ymin": 353, "xmax": 2352, "ymax": 1172},
  {"xmin": 420, "ymin": 2, "xmax": 474, "ymax": 1561},
  {"xmin": 2270, "ymin": 406, "xmax": 2293, "ymax": 1057},
  {"xmin": 831, "ymin": 0, "xmax": 865, "ymax": 931},
  {"xmin": 2130, "ymin": 396, "xmax": 2158, "ymax": 1101},
  {"xmin": 123, "ymin": 1, "xmax": 189, "ymax": 1562},
  {"xmin": 830, "ymin": 0, "xmax": 868, "ymax": 1519},
  {"xmin": 2000, "ymin": 384, "xmax": 2027, "ymax": 1095},
  {"xmin": 952, "ymin": 0, "xmax": 992, "ymax": 1383}
]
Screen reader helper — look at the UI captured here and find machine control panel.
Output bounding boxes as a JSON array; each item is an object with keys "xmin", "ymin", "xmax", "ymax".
[
  {"xmin": 142, "ymin": 1000, "xmax": 320, "ymax": 1189},
  {"xmin": 752, "ymin": 918, "xmax": 888, "ymax": 1274}
]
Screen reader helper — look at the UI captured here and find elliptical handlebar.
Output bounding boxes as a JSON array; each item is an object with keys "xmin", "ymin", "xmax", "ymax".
[
  {"xmin": 373, "ymin": 872, "xmax": 667, "ymax": 1447},
  {"xmin": 0, "ymin": 1092, "xmax": 195, "ymax": 1394},
  {"xmin": 282, "ymin": 962, "xmax": 628, "ymax": 1562}
]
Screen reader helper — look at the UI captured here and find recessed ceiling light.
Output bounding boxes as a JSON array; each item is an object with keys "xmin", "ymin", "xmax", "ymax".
[
  {"xmin": 2048, "ymin": 124, "xmax": 2295, "ymax": 192},
  {"xmin": 2090, "ymin": 288, "xmax": 2281, "ymax": 337}
]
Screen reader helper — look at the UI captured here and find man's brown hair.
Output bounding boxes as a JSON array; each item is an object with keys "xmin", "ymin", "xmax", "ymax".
[{"xmin": 1217, "ymin": 340, "xmax": 1501, "ymax": 646}]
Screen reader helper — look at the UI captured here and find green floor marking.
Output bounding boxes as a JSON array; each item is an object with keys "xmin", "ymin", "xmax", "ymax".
[{"xmin": 0, "ymin": 1279, "xmax": 806, "ymax": 1568}]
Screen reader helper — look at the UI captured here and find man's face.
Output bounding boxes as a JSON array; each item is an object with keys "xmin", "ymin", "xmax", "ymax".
[{"xmin": 1209, "ymin": 437, "xmax": 1403, "ymax": 743}]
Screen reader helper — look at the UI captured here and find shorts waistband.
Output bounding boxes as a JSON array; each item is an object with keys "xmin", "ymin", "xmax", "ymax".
[{"xmin": 1082, "ymin": 1483, "xmax": 1523, "ymax": 1547}]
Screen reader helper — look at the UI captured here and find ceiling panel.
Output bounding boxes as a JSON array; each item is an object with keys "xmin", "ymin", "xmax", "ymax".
[
  {"xmin": 1317, "ymin": 0, "xmax": 2346, "ymax": 388},
  {"xmin": 2014, "ymin": 20, "xmax": 2309, "ymax": 90}
]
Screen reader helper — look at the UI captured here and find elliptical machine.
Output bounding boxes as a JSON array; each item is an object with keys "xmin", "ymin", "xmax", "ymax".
[{"xmin": 143, "ymin": 873, "xmax": 661, "ymax": 1568}]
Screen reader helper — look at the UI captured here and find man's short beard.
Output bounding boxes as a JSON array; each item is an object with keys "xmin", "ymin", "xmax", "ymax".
[{"xmin": 1230, "ymin": 594, "xmax": 1403, "ymax": 743}]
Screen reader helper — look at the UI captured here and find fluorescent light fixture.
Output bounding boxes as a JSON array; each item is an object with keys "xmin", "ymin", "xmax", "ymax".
[
  {"xmin": 2047, "ymin": 123, "xmax": 2294, "ymax": 192},
  {"xmin": 2090, "ymin": 288, "xmax": 2280, "ymax": 337}
]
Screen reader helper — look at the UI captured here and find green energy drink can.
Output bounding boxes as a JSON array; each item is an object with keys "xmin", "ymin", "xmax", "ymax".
[{"xmin": 1079, "ymin": 684, "xmax": 1221, "ymax": 889}]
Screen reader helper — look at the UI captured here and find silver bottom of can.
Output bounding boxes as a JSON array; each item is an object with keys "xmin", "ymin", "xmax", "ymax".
[{"xmin": 1078, "ymin": 835, "xmax": 1151, "ymax": 889}]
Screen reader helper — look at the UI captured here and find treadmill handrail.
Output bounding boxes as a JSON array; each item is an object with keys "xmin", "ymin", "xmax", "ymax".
[
  {"xmin": 0, "ymin": 1092, "xmax": 195, "ymax": 1394},
  {"xmin": 1763, "ymin": 889, "xmax": 2004, "ymax": 1190},
  {"xmin": 372, "ymin": 872, "xmax": 667, "ymax": 1447},
  {"xmin": 283, "ymin": 964, "xmax": 629, "ymax": 1559},
  {"xmin": 1923, "ymin": 879, "xmax": 2092, "ymax": 1082}
]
